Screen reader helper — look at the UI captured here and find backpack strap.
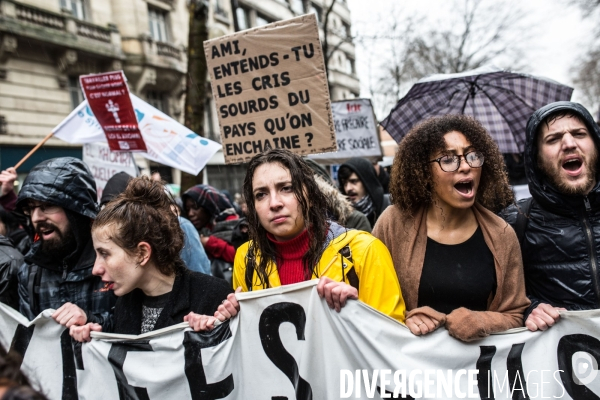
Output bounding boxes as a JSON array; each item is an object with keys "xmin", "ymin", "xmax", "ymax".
[
  {"xmin": 515, "ymin": 197, "xmax": 534, "ymax": 248},
  {"xmin": 340, "ymin": 244, "xmax": 359, "ymax": 291}
]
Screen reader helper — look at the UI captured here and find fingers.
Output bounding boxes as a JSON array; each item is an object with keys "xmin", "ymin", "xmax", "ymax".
[
  {"xmin": 526, "ymin": 303, "xmax": 561, "ymax": 332},
  {"xmin": 318, "ymin": 278, "xmax": 358, "ymax": 312},
  {"xmin": 186, "ymin": 313, "xmax": 217, "ymax": 331},
  {"xmin": 69, "ymin": 323, "xmax": 101, "ymax": 343},
  {"xmin": 52, "ymin": 303, "xmax": 87, "ymax": 327},
  {"xmin": 405, "ymin": 316, "xmax": 440, "ymax": 336}
]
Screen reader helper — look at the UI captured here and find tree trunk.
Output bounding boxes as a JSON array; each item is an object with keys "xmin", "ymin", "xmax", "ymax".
[{"xmin": 182, "ymin": 0, "xmax": 210, "ymax": 192}]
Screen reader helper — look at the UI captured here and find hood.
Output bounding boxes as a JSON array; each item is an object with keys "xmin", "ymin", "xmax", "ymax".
[
  {"xmin": 182, "ymin": 184, "xmax": 238, "ymax": 223},
  {"xmin": 100, "ymin": 171, "xmax": 133, "ymax": 206},
  {"xmin": 0, "ymin": 235, "xmax": 14, "ymax": 247},
  {"xmin": 16, "ymin": 157, "xmax": 98, "ymax": 219},
  {"xmin": 339, "ymin": 158, "xmax": 385, "ymax": 214},
  {"xmin": 525, "ymin": 101, "xmax": 600, "ymax": 215}
]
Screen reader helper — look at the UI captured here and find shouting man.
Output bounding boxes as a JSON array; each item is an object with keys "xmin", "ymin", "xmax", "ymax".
[
  {"xmin": 15, "ymin": 157, "xmax": 115, "ymax": 326},
  {"xmin": 501, "ymin": 102, "xmax": 600, "ymax": 331}
]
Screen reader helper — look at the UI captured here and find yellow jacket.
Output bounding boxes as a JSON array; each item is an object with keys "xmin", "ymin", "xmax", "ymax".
[{"xmin": 233, "ymin": 223, "xmax": 406, "ymax": 323}]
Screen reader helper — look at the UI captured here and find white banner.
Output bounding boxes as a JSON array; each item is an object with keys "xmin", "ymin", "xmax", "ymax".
[
  {"xmin": 310, "ymin": 99, "xmax": 382, "ymax": 164},
  {"xmin": 1, "ymin": 280, "xmax": 599, "ymax": 399},
  {"xmin": 82, "ymin": 142, "xmax": 138, "ymax": 201},
  {"xmin": 52, "ymin": 95, "xmax": 221, "ymax": 176}
]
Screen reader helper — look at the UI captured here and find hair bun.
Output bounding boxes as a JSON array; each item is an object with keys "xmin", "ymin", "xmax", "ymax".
[{"xmin": 121, "ymin": 175, "xmax": 172, "ymax": 210}]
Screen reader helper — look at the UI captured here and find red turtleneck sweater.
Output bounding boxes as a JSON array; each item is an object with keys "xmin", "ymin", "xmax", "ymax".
[{"xmin": 267, "ymin": 229, "xmax": 309, "ymax": 285}]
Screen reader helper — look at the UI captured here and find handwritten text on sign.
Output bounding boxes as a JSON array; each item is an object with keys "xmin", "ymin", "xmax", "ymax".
[{"xmin": 205, "ymin": 14, "xmax": 336, "ymax": 163}]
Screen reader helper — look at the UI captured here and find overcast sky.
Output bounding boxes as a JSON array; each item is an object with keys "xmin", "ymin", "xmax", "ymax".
[{"xmin": 346, "ymin": 0, "xmax": 596, "ymax": 117}]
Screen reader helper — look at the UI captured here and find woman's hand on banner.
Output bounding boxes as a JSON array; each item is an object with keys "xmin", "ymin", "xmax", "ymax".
[
  {"xmin": 406, "ymin": 315, "xmax": 442, "ymax": 336},
  {"xmin": 215, "ymin": 287, "xmax": 242, "ymax": 322},
  {"xmin": 70, "ymin": 323, "xmax": 102, "ymax": 342},
  {"xmin": 317, "ymin": 277, "xmax": 358, "ymax": 312},
  {"xmin": 184, "ymin": 312, "xmax": 220, "ymax": 331}
]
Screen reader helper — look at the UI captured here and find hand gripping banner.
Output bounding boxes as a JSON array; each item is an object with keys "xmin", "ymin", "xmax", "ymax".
[{"xmin": 1, "ymin": 280, "xmax": 599, "ymax": 399}]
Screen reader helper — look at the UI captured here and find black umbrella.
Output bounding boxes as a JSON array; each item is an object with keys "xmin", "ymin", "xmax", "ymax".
[{"xmin": 381, "ymin": 66, "xmax": 573, "ymax": 153}]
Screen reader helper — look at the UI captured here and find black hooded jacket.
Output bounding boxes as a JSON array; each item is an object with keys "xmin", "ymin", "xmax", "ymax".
[
  {"xmin": 500, "ymin": 102, "xmax": 600, "ymax": 317},
  {"xmin": 339, "ymin": 158, "xmax": 390, "ymax": 226},
  {"xmin": 0, "ymin": 235, "xmax": 24, "ymax": 310},
  {"xmin": 15, "ymin": 157, "xmax": 116, "ymax": 323}
]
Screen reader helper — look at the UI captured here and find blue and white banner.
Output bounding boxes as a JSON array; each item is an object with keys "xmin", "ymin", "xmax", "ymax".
[{"xmin": 1, "ymin": 280, "xmax": 599, "ymax": 399}]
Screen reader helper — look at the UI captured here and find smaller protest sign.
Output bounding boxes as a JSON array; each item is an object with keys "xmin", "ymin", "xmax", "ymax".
[
  {"xmin": 83, "ymin": 142, "xmax": 138, "ymax": 201},
  {"xmin": 309, "ymin": 98, "xmax": 382, "ymax": 164},
  {"xmin": 80, "ymin": 71, "xmax": 147, "ymax": 152},
  {"xmin": 204, "ymin": 14, "xmax": 336, "ymax": 163}
]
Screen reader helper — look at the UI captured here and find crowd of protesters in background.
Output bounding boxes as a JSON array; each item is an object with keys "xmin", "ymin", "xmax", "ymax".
[{"xmin": 1, "ymin": 101, "xmax": 600, "ymax": 397}]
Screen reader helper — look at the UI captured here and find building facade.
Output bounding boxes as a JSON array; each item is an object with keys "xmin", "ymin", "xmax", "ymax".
[{"xmin": 0, "ymin": 0, "xmax": 359, "ymax": 194}]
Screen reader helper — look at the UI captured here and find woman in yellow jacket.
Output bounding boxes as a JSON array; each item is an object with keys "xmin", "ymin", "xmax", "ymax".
[{"xmin": 216, "ymin": 149, "xmax": 405, "ymax": 323}]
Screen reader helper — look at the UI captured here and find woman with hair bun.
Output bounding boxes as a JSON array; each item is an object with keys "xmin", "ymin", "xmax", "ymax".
[
  {"xmin": 373, "ymin": 115, "xmax": 530, "ymax": 342},
  {"xmin": 69, "ymin": 176, "xmax": 232, "ymax": 341}
]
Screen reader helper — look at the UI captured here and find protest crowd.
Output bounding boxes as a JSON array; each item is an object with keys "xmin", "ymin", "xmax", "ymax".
[{"xmin": 0, "ymin": 98, "xmax": 598, "ymax": 398}]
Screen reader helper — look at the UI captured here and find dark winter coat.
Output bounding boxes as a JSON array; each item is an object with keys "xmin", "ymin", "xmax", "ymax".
[
  {"xmin": 112, "ymin": 269, "xmax": 233, "ymax": 335},
  {"xmin": 500, "ymin": 102, "xmax": 600, "ymax": 317},
  {"xmin": 0, "ymin": 235, "xmax": 25, "ymax": 310},
  {"xmin": 15, "ymin": 157, "xmax": 116, "ymax": 323}
]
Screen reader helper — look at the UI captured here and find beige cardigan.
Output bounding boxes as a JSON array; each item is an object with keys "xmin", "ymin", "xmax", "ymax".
[{"xmin": 373, "ymin": 203, "xmax": 530, "ymax": 341}]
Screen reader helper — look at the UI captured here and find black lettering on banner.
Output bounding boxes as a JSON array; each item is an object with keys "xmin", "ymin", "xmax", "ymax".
[
  {"xmin": 182, "ymin": 322, "xmax": 235, "ymax": 400},
  {"xmin": 259, "ymin": 302, "xmax": 313, "ymax": 400},
  {"xmin": 107, "ymin": 340, "xmax": 153, "ymax": 400},
  {"xmin": 61, "ymin": 329, "xmax": 79, "ymax": 400},
  {"xmin": 557, "ymin": 334, "xmax": 600, "ymax": 399},
  {"xmin": 8, "ymin": 324, "xmax": 35, "ymax": 366},
  {"xmin": 476, "ymin": 346, "xmax": 496, "ymax": 400},
  {"xmin": 507, "ymin": 343, "xmax": 529, "ymax": 400}
]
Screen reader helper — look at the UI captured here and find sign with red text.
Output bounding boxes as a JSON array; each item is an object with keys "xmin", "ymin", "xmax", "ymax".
[
  {"xmin": 310, "ymin": 99, "xmax": 382, "ymax": 164},
  {"xmin": 83, "ymin": 142, "xmax": 138, "ymax": 201},
  {"xmin": 204, "ymin": 14, "xmax": 336, "ymax": 163},
  {"xmin": 80, "ymin": 71, "xmax": 147, "ymax": 152}
]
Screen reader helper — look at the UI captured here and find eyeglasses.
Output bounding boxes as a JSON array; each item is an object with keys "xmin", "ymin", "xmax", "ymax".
[
  {"xmin": 22, "ymin": 202, "xmax": 62, "ymax": 216},
  {"xmin": 429, "ymin": 151, "xmax": 485, "ymax": 172}
]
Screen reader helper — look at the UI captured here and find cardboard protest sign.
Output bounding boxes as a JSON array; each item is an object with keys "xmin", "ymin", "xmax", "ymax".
[
  {"xmin": 80, "ymin": 71, "xmax": 147, "ymax": 152},
  {"xmin": 310, "ymin": 99, "xmax": 382, "ymax": 164},
  {"xmin": 204, "ymin": 14, "xmax": 336, "ymax": 163},
  {"xmin": 83, "ymin": 142, "xmax": 138, "ymax": 201}
]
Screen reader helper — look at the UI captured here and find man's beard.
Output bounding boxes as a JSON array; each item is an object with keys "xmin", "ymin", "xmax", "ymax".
[
  {"xmin": 36, "ymin": 222, "xmax": 77, "ymax": 261},
  {"xmin": 538, "ymin": 151, "xmax": 598, "ymax": 196}
]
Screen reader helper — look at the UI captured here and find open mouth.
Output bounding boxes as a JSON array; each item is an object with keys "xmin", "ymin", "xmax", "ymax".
[
  {"xmin": 95, "ymin": 281, "xmax": 114, "ymax": 292},
  {"xmin": 562, "ymin": 158, "xmax": 583, "ymax": 172},
  {"xmin": 38, "ymin": 227, "xmax": 56, "ymax": 239},
  {"xmin": 454, "ymin": 180, "xmax": 474, "ymax": 195}
]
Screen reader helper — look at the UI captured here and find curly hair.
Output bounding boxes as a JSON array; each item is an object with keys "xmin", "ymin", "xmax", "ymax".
[
  {"xmin": 243, "ymin": 149, "xmax": 330, "ymax": 289},
  {"xmin": 390, "ymin": 114, "xmax": 514, "ymax": 214},
  {"xmin": 92, "ymin": 175, "xmax": 185, "ymax": 276}
]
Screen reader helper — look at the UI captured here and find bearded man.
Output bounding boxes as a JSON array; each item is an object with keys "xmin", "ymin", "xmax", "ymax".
[
  {"xmin": 500, "ymin": 102, "xmax": 600, "ymax": 332},
  {"xmin": 15, "ymin": 157, "xmax": 115, "ymax": 326}
]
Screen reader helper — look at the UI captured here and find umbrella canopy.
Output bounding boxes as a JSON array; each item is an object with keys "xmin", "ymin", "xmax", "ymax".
[{"xmin": 381, "ymin": 66, "xmax": 574, "ymax": 153}]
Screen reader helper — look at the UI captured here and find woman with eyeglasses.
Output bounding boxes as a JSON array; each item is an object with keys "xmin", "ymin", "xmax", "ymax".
[{"xmin": 373, "ymin": 115, "xmax": 530, "ymax": 342}]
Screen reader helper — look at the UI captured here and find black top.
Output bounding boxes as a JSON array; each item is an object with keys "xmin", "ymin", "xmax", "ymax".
[
  {"xmin": 112, "ymin": 268, "xmax": 233, "ymax": 335},
  {"xmin": 418, "ymin": 226, "xmax": 496, "ymax": 314},
  {"xmin": 141, "ymin": 291, "xmax": 170, "ymax": 334}
]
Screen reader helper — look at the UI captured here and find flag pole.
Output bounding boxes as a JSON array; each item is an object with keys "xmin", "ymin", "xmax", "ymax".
[{"xmin": 13, "ymin": 132, "xmax": 54, "ymax": 170}]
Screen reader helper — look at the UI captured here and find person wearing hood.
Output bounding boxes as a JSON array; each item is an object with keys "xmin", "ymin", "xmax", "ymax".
[
  {"xmin": 338, "ymin": 158, "xmax": 390, "ymax": 227},
  {"xmin": 14, "ymin": 157, "xmax": 116, "ymax": 327},
  {"xmin": 182, "ymin": 185, "xmax": 247, "ymax": 284},
  {"xmin": 500, "ymin": 102, "xmax": 600, "ymax": 332}
]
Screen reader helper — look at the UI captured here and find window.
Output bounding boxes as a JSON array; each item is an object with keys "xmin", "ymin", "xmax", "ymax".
[
  {"xmin": 148, "ymin": 6, "xmax": 169, "ymax": 42},
  {"xmin": 215, "ymin": 0, "xmax": 228, "ymax": 19},
  {"xmin": 68, "ymin": 76, "xmax": 84, "ymax": 110},
  {"xmin": 308, "ymin": 2, "xmax": 322, "ymax": 23},
  {"xmin": 255, "ymin": 13, "xmax": 274, "ymax": 27},
  {"xmin": 342, "ymin": 21, "xmax": 351, "ymax": 38},
  {"xmin": 60, "ymin": 0, "xmax": 86, "ymax": 20},
  {"xmin": 236, "ymin": 7, "xmax": 250, "ymax": 30},
  {"xmin": 146, "ymin": 91, "xmax": 168, "ymax": 114},
  {"xmin": 290, "ymin": 0, "xmax": 305, "ymax": 14},
  {"xmin": 345, "ymin": 56, "xmax": 355, "ymax": 75}
]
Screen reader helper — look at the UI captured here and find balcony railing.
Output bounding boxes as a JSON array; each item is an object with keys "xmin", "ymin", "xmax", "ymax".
[
  {"xmin": 15, "ymin": 2, "xmax": 65, "ymax": 30},
  {"xmin": 156, "ymin": 41, "xmax": 181, "ymax": 60},
  {"xmin": 76, "ymin": 20, "xmax": 111, "ymax": 43}
]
